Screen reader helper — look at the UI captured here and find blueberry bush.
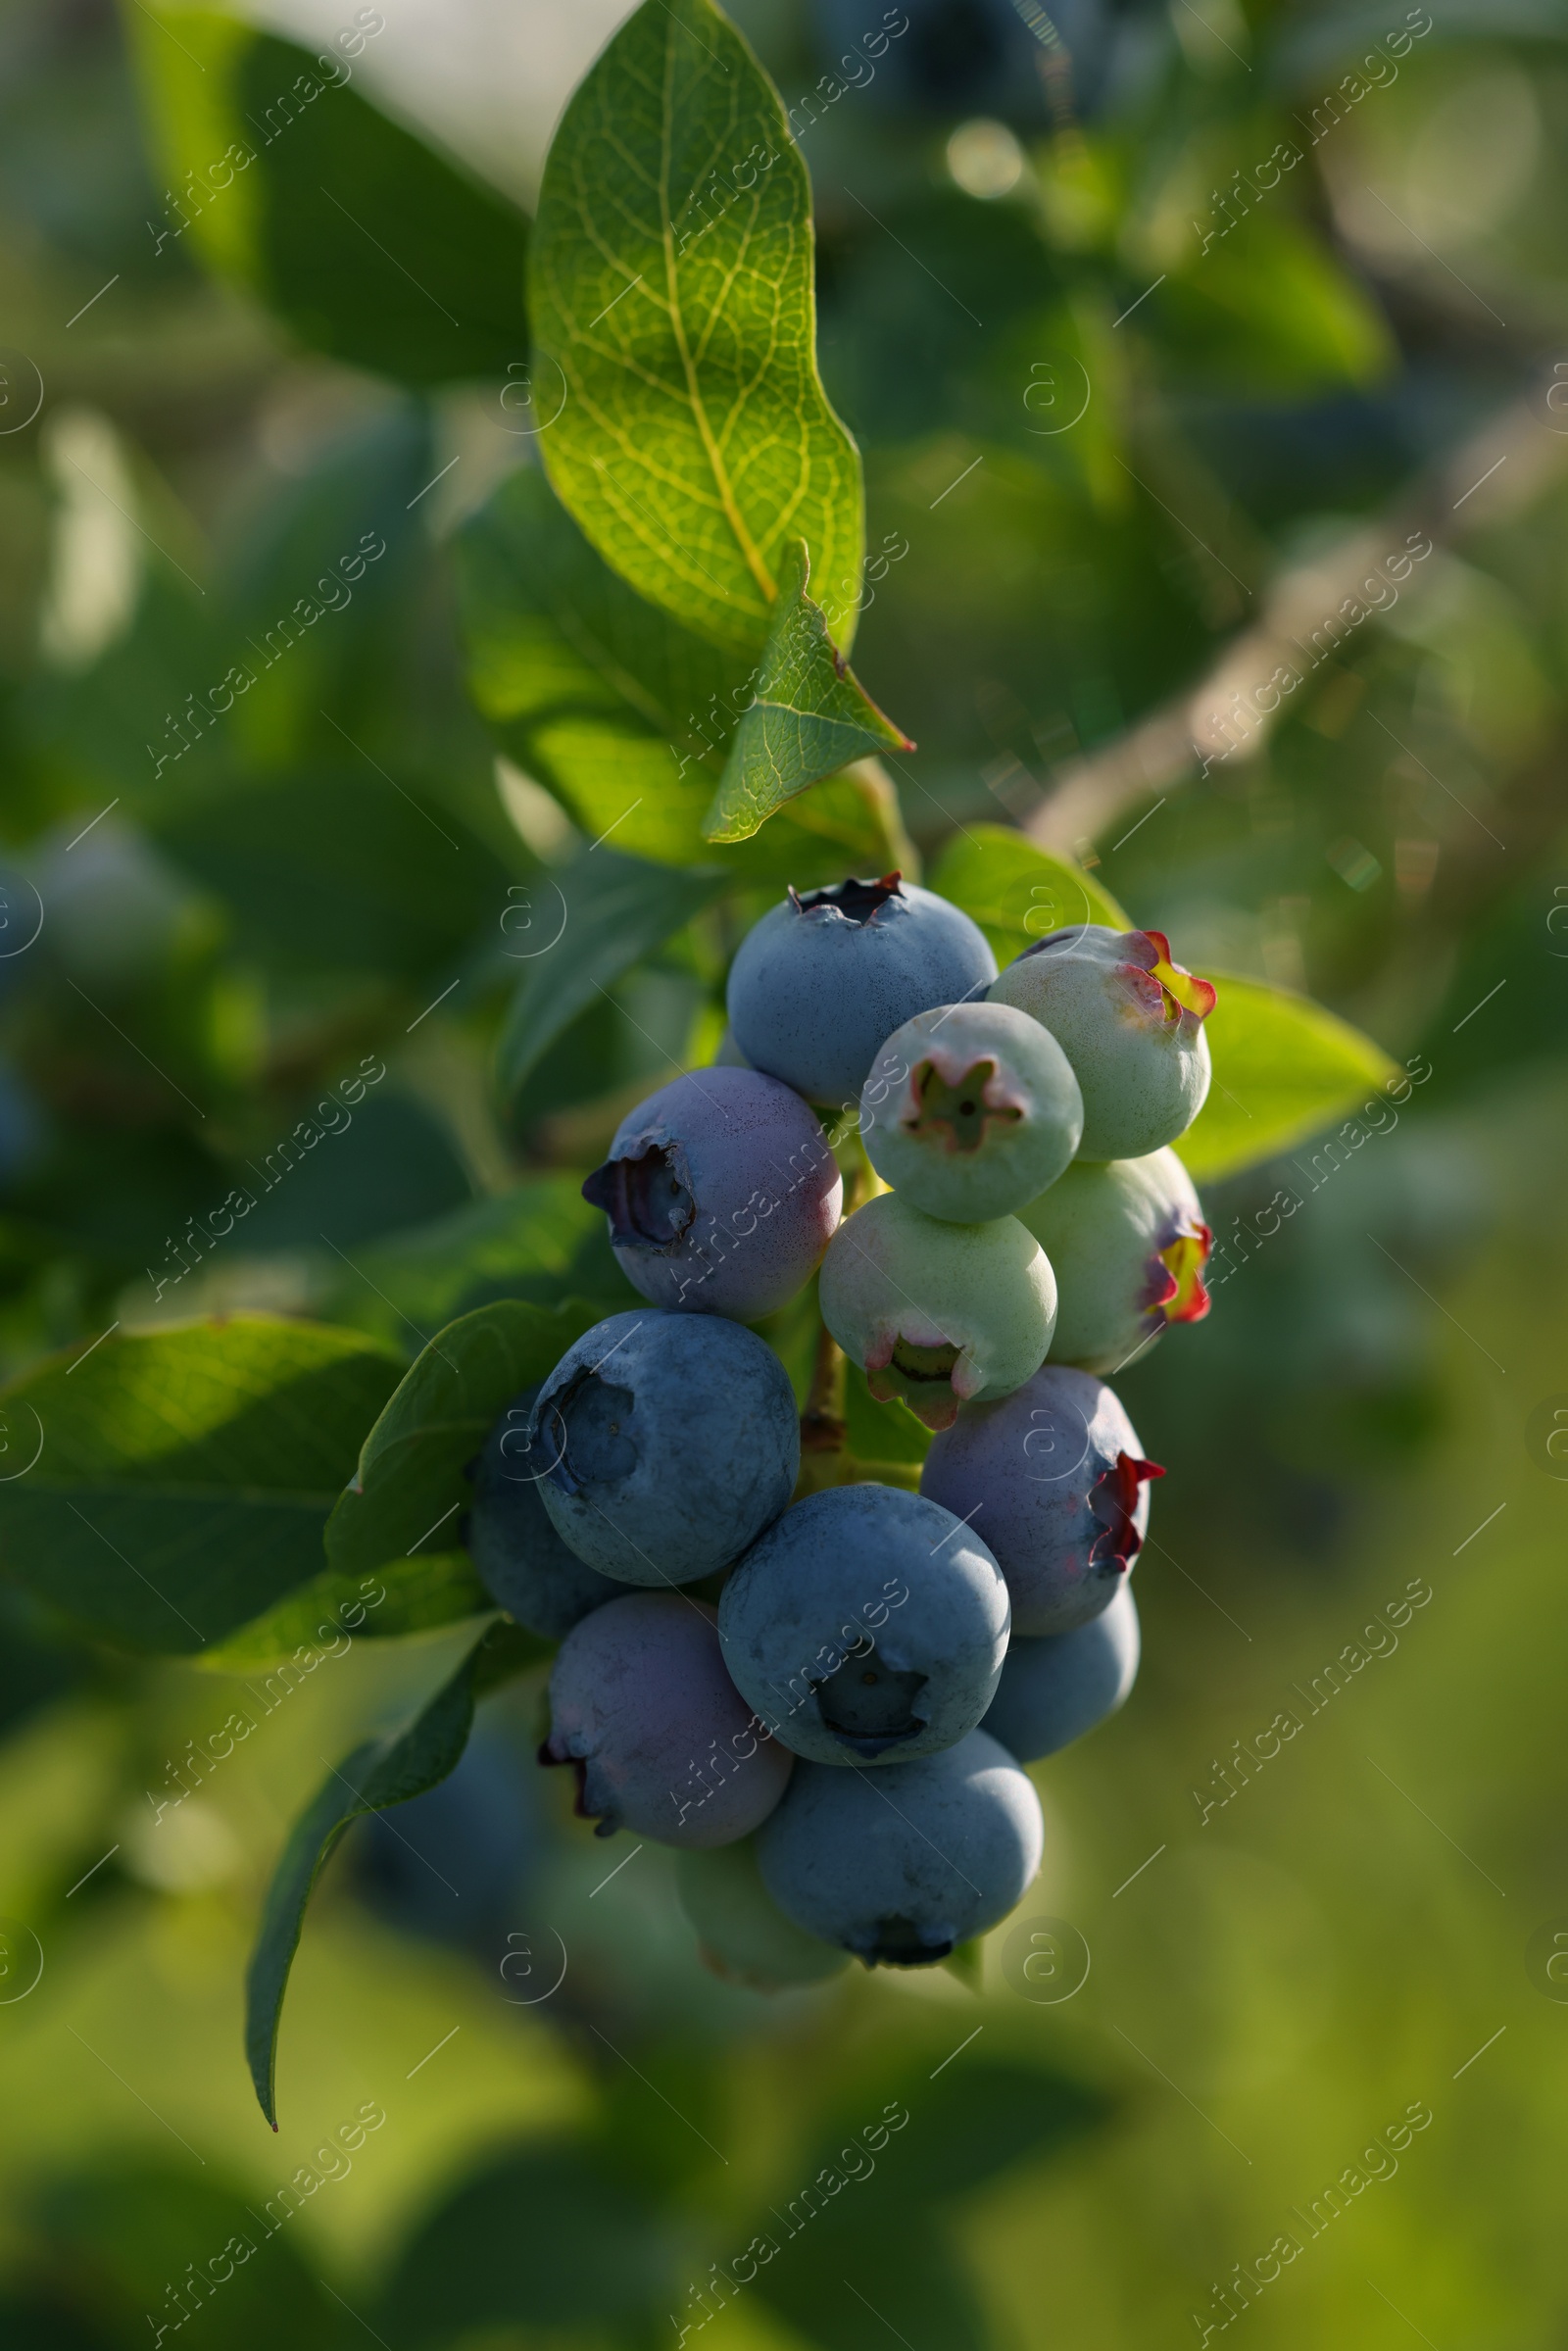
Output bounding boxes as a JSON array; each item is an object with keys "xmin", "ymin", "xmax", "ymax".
[{"xmin": 2, "ymin": 0, "xmax": 1566, "ymax": 2343}]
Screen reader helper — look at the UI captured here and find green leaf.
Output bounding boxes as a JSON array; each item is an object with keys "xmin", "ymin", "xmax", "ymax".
[
  {"xmin": 246, "ymin": 1631, "xmax": 482, "ymax": 2126},
  {"xmin": 862, "ymin": 2056, "xmax": 1108, "ymax": 2203},
  {"xmin": 1160, "ymin": 210, "xmax": 1395, "ymax": 394},
  {"xmin": 198, "ymin": 1549, "xmax": 490, "ymax": 1672},
  {"xmin": 755, "ymin": 2215, "xmax": 989, "ymax": 2351},
  {"xmin": 927, "ymin": 824, "xmax": 1132, "ymax": 965},
  {"xmin": 325, "ymin": 1298, "xmax": 604, "ymax": 1589},
  {"xmin": 375, "ymin": 2143, "xmax": 674, "ymax": 2341},
  {"xmin": 320, "ymin": 1175, "xmax": 631, "ymax": 1345},
  {"xmin": 0, "ymin": 1319, "xmax": 402, "ymax": 1654},
  {"xmin": 124, "ymin": 12, "xmax": 529, "ymax": 386},
  {"xmin": 494, "ymin": 845, "xmax": 725, "ymax": 1111},
  {"xmin": 705, "ymin": 543, "xmax": 912, "ymax": 843},
  {"xmin": 458, "ymin": 464, "xmax": 904, "ymax": 880},
  {"xmin": 1177, "ymin": 972, "xmax": 1400, "ymax": 1184},
  {"xmin": 531, "ymin": 0, "xmax": 863, "ymax": 656},
  {"xmin": 36, "ymin": 2166, "xmax": 360, "ymax": 2350}
]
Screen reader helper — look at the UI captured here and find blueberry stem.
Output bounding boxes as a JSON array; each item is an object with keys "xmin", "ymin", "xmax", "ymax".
[{"xmin": 801, "ymin": 1315, "xmax": 847, "ymax": 1455}]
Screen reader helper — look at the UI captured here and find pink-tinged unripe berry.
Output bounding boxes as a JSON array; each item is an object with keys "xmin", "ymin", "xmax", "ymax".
[
  {"xmin": 542, "ymin": 1593, "xmax": 792, "ymax": 1847},
  {"xmin": 582, "ymin": 1066, "xmax": 841, "ymax": 1320},
  {"xmin": 920, "ymin": 1364, "xmax": 1163, "ymax": 1633},
  {"xmin": 859, "ymin": 999, "xmax": 1083, "ymax": 1222},
  {"xmin": 1019, "ymin": 1147, "xmax": 1212, "ymax": 1375},
  {"xmin": 990, "ymin": 923, "xmax": 1215, "ymax": 1160},
  {"xmin": 818, "ymin": 1190, "xmax": 1056, "ymax": 1432}
]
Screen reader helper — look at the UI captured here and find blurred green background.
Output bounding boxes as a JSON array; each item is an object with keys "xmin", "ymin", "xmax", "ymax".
[{"xmin": 1, "ymin": 0, "xmax": 1566, "ymax": 2343}]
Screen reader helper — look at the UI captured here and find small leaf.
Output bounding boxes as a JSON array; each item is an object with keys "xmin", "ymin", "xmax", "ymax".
[
  {"xmin": 531, "ymin": 0, "xmax": 863, "ymax": 655},
  {"xmin": 325, "ymin": 1298, "xmax": 605, "ymax": 1588},
  {"xmin": 246, "ymin": 1629, "xmax": 487, "ymax": 2126},
  {"xmin": 1177, "ymin": 972, "xmax": 1400, "ymax": 1183},
  {"xmin": 928, "ymin": 824, "xmax": 1132, "ymax": 965},
  {"xmin": 126, "ymin": 12, "xmax": 530, "ymax": 387},
  {"xmin": 198, "ymin": 1550, "xmax": 490, "ymax": 1672},
  {"xmin": 705, "ymin": 544, "xmax": 912, "ymax": 843},
  {"xmin": 458, "ymin": 467, "xmax": 904, "ymax": 879},
  {"xmin": 0, "ymin": 1319, "xmax": 402, "ymax": 1654},
  {"xmin": 494, "ymin": 846, "xmax": 726, "ymax": 1111}
]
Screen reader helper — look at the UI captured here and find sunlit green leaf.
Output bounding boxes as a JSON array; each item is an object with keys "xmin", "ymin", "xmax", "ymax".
[
  {"xmin": 705, "ymin": 543, "xmax": 912, "ymax": 842},
  {"xmin": 531, "ymin": 0, "xmax": 862, "ymax": 655},
  {"xmin": 124, "ymin": 11, "xmax": 529, "ymax": 385},
  {"xmin": 1158, "ymin": 210, "xmax": 1395, "ymax": 393},
  {"xmin": 928, "ymin": 823, "xmax": 1132, "ymax": 964},
  {"xmin": 0, "ymin": 1319, "xmax": 402, "ymax": 1654},
  {"xmin": 1177, "ymin": 971, "xmax": 1400, "ymax": 1183},
  {"xmin": 458, "ymin": 456, "xmax": 903, "ymax": 880}
]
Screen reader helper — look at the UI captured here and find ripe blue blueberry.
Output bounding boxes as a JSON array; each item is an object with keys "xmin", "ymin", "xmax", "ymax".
[
  {"xmin": 532, "ymin": 1310, "xmax": 800, "ymax": 1585},
  {"xmin": 726, "ymin": 872, "xmax": 998, "ymax": 1107},
  {"xmin": 981, "ymin": 1582, "xmax": 1140, "ymax": 1762},
  {"xmin": 582, "ymin": 1066, "xmax": 841, "ymax": 1320},
  {"xmin": 467, "ymin": 1386, "xmax": 623, "ymax": 1637},
  {"xmin": 990, "ymin": 923, "xmax": 1215, "ymax": 1160},
  {"xmin": 859, "ymin": 999, "xmax": 1083, "ymax": 1222},
  {"xmin": 542, "ymin": 1592, "xmax": 793, "ymax": 1846},
  {"xmin": 1019, "ymin": 1147, "xmax": 1211, "ymax": 1374},
  {"xmin": 757, "ymin": 1728, "xmax": 1044, "ymax": 1965},
  {"xmin": 717, "ymin": 1484, "xmax": 1010, "ymax": 1765},
  {"xmin": 818, "ymin": 1190, "xmax": 1056, "ymax": 1430},
  {"xmin": 676, "ymin": 1837, "xmax": 850, "ymax": 1987},
  {"xmin": 920, "ymin": 1363, "xmax": 1162, "ymax": 1634}
]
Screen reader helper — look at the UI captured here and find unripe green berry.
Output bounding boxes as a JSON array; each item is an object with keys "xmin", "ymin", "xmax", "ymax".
[
  {"xmin": 990, "ymin": 924, "xmax": 1215, "ymax": 1160},
  {"xmin": 859, "ymin": 1000, "xmax": 1083, "ymax": 1222},
  {"xmin": 818, "ymin": 1190, "xmax": 1056, "ymax": 1431},
  {"xmin": 1018, "ymin": 1147, "xmax": 1211, "ymax": 1375}
]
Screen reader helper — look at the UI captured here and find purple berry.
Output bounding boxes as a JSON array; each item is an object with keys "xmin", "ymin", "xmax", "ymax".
[
  {"xmin": 990, "ymin": 924, "xmax": 1215, "ymax": 1160},
  {"xmin": 1019, "ymin": 1148, "xmax": 1212, "ymax": 1375},
  {"xmin": 818, "ymin": 1190, "xmax": 1055, "ymax": 1431},
  {"xmin": 582, "ymin": 1066, "xmax": 841, "ymax": 1319},
  {"xmin": 726, "ymin": 872, "xmax": 997, "ymax": 1107},
  {"xmin": 542, "ymin": 1592, "xmax": 792, "ymax": 1846},
  {"xmin": 532, "ymin": 1310, "xmax": 799, "ymax": 1586},
  {"xmin": 757, "ymin": 1728, "xmax": 1044, "ymax": 1965},
  {"xmin": 859, "ymin": 999, "xmax": 1083, "ymax": 1223},
  {"xmin": 919, "ymin": 1364, "xmax": 1162, "ymax": 1634},
  {"xmin": 981, "ymin": 1583, "xmax": 1140, "ymax": 1761},
  {"xmin": 717, "ymin": 1485, "xmax": 1010, "ymax": 1765}
]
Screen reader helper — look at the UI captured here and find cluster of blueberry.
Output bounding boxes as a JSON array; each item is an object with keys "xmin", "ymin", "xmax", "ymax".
[{"xmin": 466, "ymin": 875, "xmax": 1217, "ymax": 1980}]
